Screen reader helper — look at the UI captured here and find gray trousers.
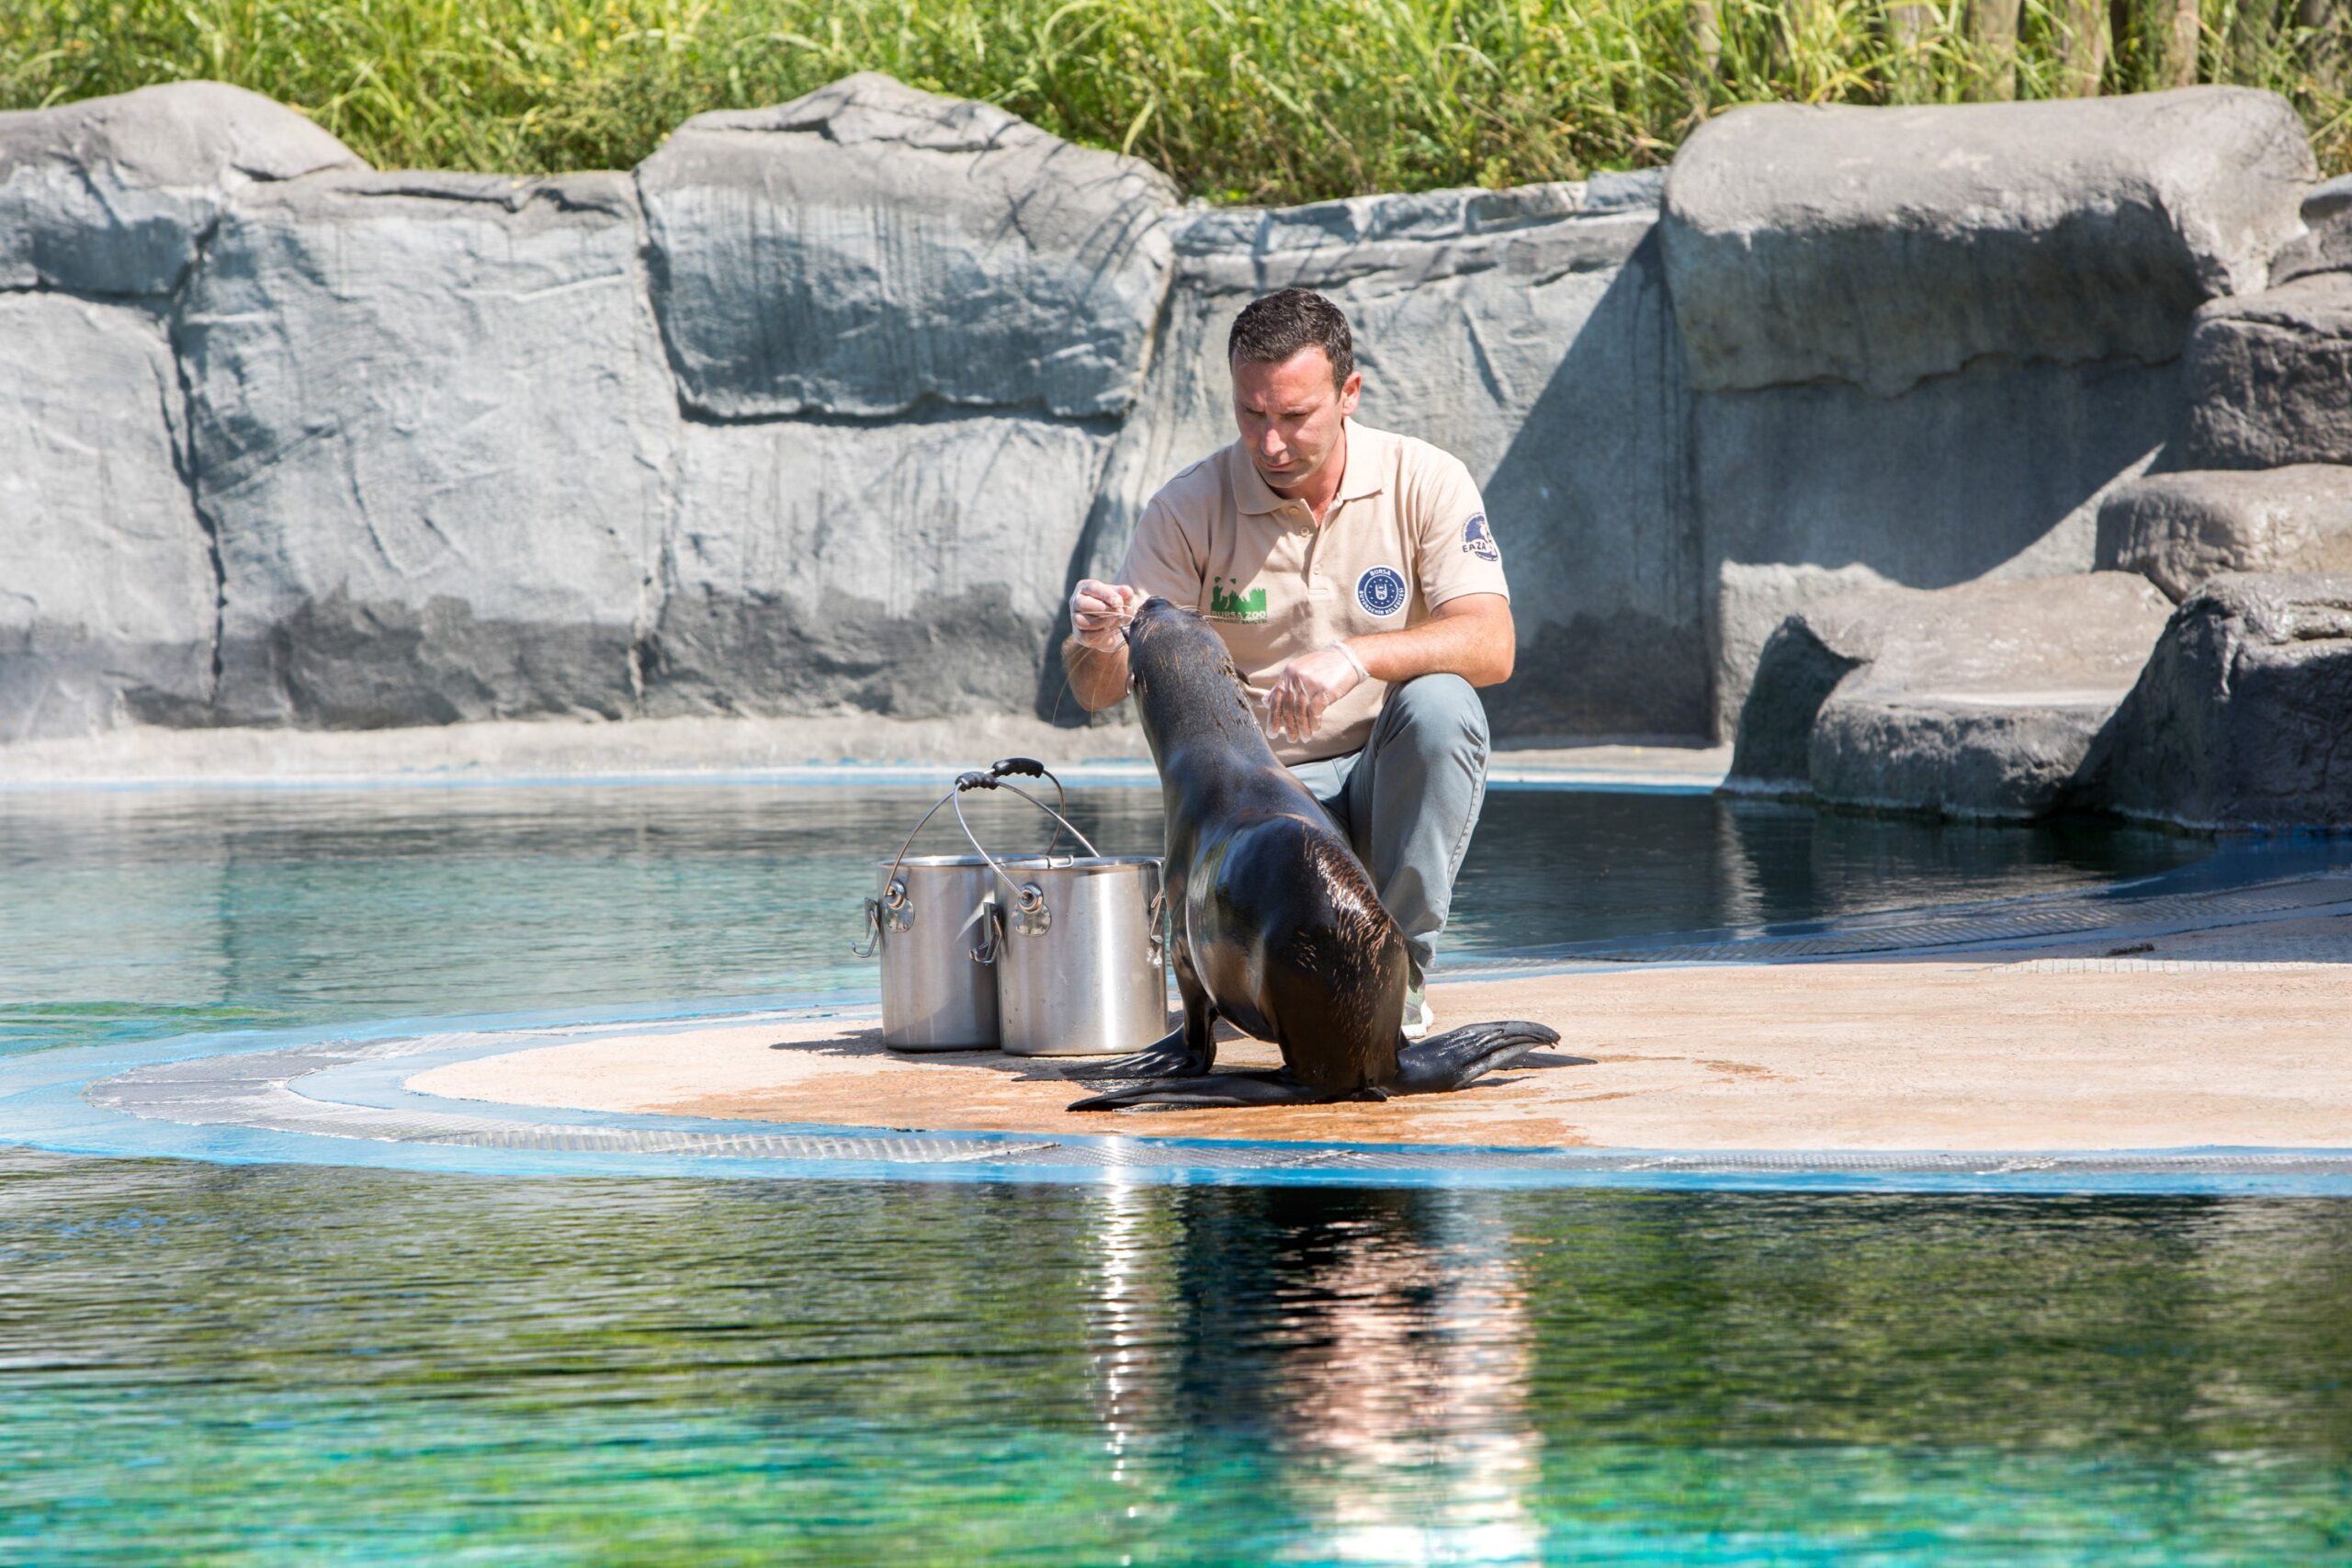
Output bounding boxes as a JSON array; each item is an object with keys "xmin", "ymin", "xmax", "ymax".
[{"xmin": 1286, "ymin": 674, "xmax": 1491, "ymax": 978}]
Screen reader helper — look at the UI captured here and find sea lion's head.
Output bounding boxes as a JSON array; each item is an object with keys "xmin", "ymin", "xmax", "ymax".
[{"xmin": 1125, "ymin": 597, "xmax": 1265, "ymax": 761}]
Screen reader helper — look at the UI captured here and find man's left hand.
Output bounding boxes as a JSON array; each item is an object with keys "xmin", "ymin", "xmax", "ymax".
[{"xmin": 1265, "ymin": 645, "xmax": 1364, "ymax": 745}]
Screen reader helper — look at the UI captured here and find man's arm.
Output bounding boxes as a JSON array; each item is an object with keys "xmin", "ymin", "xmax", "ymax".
[
  {"xmin": 1064, "ymin": 497, "xmax": 1204, "ymax": 713},
  {"xmin": 1263, "ymin": 594, "xmax": 1513, "ymax": 744},
  {"xmin": 1350, "ymin": 592, "xmax": 1514, "ymax": 686},
  {"xmin": 1062, "ymin": 578, "xmax": 1137, "ymax": 713}
]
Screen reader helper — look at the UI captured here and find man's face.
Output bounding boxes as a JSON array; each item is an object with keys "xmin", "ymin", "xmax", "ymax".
[{"xmin": 1230, "ymin": 345, "xmax": 1363, "ymax": 494}]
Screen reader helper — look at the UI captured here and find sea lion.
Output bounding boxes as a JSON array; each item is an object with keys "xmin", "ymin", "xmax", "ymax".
[{"xmin": 1068, "ymin": 597, "xmax": 1559, "ymax": 1111}]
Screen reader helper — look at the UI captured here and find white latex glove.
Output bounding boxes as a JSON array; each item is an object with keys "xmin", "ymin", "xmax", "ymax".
[
  {"xmin": 1069, "ymin": 580, "xmax": 1142, "ymax": 653},
  {"xmin": 1265, "ymin": 643, "xmax": 1365, "ymax": 745}
]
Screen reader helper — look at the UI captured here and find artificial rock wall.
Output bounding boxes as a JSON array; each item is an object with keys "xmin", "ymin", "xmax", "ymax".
[{"xmin": 0, "ymin": 74, "xmax": 2333, "ymax": 752}]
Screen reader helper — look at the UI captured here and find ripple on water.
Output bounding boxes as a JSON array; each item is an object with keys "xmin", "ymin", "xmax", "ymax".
[{"xmin": 1, "ymin": 1150, "xmax": 2349, "ymax": 1562}]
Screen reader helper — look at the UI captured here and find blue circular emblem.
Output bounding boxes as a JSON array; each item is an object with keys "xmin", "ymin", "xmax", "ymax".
[{"xmin": 1355, "ymin": 565, "xmax": 1408, "ymax": 617}]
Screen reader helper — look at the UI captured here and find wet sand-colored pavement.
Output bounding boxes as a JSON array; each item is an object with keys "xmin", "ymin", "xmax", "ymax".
[{"xmin": 413, "ymin": 913, "xmax": 2352, "ymax": 1153}]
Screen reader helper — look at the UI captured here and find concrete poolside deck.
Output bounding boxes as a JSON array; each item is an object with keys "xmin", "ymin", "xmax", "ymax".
[
  {"xmin": 0, "ymin": 715, "xmax": 1727, "ymax": 792},
  {"xmin": 413, "ymin": 904, "xmax": 2352, "ymax": 1155}
]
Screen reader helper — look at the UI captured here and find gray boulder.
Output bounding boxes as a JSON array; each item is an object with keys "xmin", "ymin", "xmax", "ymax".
[
  {"xmin": 1070, "ymin": 181, "xmax": 1703, "ymax": 738},
  {"xmin": 1712, "ymin": 561, "xmax": 1896, "ymax": 741},
  {"xmin": 2089, "ymin": 572, "xmax": 2352, "ymax": 829},
  {"xmin": 2309, "ymin": 176, "xmax": 2352, "ymax": 223},
  {"xmin": 2180, "ymin": 272, "xmax": 2352, "ymax": 468},
  {"xmin": 0, "ymin": 294, "xmax": 213, "ymax": 739},
  {"xmin": 2272, "ymin": 175, "xmax": 2352, "ymax": 286},
  {"xmin": 1661, "ymin": 87, "xmax": 2313, "ymax": 396},
  {"xmin": 646, "ymin": 414, "xmax": 1112, "ymax": 717},
  {"xmin": 175, "ymin": 171, "xmax": 676, "ymax": 727},
  {"xmin": 1693, "ymin": 355, "xmax": 2180, "ymax": 634},
  {"xmin": 638, "ymin": 73, "xmax": 1178, "ymax": 420},
  {"xmin": 0, "ymin": 81, "xmax": 360, "ymax": 298},
  {"xmin": 1729, "ymin": 573, "xmax": 2175, "ymax": 818},
  {"xmin": 2096, "ymin": 466, "xmax": 2352, "ymax": 600}
]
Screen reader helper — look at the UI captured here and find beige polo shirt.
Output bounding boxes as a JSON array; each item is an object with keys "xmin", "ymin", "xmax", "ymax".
[{"xmin": 1116, "ymin": 420, "xmax": 1510, "ymax": 763}]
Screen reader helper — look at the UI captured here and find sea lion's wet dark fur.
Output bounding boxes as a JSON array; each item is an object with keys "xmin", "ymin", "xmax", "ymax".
[{"xmin": 1068, "ymin": 598, "xmax": 1558, "ymax": 1111}]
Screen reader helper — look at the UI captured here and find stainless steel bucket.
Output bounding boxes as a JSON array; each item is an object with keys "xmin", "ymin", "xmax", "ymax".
[
  {"xmin": 856, "ymin": 854, "xmax": 1004, "ymax": 1052},
  {"xmin": 980, "ymin": 855, "xmax": 1170, "ymax": 1057},
  {"xmin": 854, "ymin": 758, "xmax": 1110, "ymax": 1054}
]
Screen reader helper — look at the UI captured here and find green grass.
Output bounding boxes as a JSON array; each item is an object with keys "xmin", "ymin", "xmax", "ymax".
[{"xmin": 3, "ymin": 0, "xmax": 2346, "ymax": 201}]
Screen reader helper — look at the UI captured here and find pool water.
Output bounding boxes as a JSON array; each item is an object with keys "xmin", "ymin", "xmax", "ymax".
[
  {"xmin": 0, "ymin": 784, "xmax": 2207, "ymax": 1057},
  {"xmin": 6, "ymin": 783, "xmax": 2344, "ymax": 1563},
  {"xmin": 5, "ymin": 1152, "xmax": 2349, "ymax": 1564}
]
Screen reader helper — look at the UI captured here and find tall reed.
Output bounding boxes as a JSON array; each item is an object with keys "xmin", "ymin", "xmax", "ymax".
[{"xmin": 4, "ymin": 0, "xmax": 2345, "ymax": 199}]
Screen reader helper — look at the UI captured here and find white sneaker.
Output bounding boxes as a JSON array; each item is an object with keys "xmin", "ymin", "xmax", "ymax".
[{"xmin": 1402, "ymin": 985, "xmax": 1434, "ymax": 1040}]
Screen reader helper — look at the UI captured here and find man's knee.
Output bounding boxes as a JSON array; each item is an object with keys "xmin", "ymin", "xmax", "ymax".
[{"xmin": 1379, "ymin": 673, "xmax": 1489, "ymax": 758}]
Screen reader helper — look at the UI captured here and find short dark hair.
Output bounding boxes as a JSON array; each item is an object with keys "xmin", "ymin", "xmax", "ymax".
[{"xmin": 1227, "ymin": 289, "xmax": 1354, "ymax": 388}]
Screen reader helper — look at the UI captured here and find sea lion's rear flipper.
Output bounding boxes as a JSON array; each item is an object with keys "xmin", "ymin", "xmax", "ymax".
[
  {"xmin": 1394, "ymin": 1021, "xmax": 1561, "ymax": 1094},
  {"xmin": 1066, "ymin": 1072, "xmax": 1338, "ymax": 1111}
]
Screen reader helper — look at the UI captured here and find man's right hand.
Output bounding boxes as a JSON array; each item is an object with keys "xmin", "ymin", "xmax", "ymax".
[{"xmin": 1069, "ymin": 580, "xmax": 1141, "ymax": 653}]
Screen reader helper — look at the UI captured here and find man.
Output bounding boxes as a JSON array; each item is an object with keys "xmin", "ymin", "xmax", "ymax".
[{"xmin": 1064, "ymin": 288, "xmax": 1514, "ymax": 1037}]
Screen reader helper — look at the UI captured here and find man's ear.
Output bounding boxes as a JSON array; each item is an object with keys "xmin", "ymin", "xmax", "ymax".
[{"xmin": 1339, "ymin": 369, "xmax": 1363, "ymax": 416}]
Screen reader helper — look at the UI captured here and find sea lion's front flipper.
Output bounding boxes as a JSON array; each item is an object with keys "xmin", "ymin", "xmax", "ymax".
[
  {"xmin": 1393, "ymin": 1021, "xmax": 1561, "ymax": 1093},
  {"xmin": 1072, "ymin": 1024, "xmax": 1213, "ymax": 1080},
  {"xmin": 1067, "ymin": 1072, "xmax": 1336, "ymax": 1111}
]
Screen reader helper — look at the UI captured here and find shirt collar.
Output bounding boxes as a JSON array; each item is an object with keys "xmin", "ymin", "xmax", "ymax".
[
  {"xmin": 1335, "ymin": 421, "xmax": 1387, "ymax": 502},
  {"xmin": 1231, "ymin": 419, "xmax": 1386, "ymax": 516}
]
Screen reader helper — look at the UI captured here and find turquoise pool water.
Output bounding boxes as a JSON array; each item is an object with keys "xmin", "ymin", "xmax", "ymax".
[
  {"xmin": 5, "ymin": 1152, "xmax": 2349, "ymax": 1564},
  {"xmin": 6, "ymin": 783, "xmax": 2346, "ymax": 1563},
  {"xmin": 0, "ymin": 783, "xmax": 2207, "ymax": 1057}
]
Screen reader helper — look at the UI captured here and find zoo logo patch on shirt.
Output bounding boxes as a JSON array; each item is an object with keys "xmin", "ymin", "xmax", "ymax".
[
  {"xmin": 1355, "ymin": 565, "xmax": 1408, "ymax": 617},
  {"xmin": 1207, "ymin": 575, "xmax": 1269, "ymax": 622},
  {"xmin": 1462, "ymin": 512, "xmax": 1500, "ymax": 563}
]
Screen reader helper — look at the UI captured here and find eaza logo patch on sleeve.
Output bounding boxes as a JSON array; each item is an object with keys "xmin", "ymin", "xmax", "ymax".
[
  {"xmin": 1462, "ymin": 512, "xmax": 1500, "ymax": 562},
  {"xmin": 1355, "ymin": 565, "xmax": 1408, "ymax": 617}
]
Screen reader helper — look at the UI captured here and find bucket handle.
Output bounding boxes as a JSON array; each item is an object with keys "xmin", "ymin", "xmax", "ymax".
[
  {"xmin": 975, "ymin": 757, "xmax": 1070, "ymax": 853},
  {"xmin": 878, "ymin": 757, "xmax": 1090, "ymax": 897},
  {"xmin": 956, "ymin": 759, "xmax": 1093, "ymax": 860},
  {"xmin": 952, "ymin": 772, "xmax": 1101, "ymax": 913}
]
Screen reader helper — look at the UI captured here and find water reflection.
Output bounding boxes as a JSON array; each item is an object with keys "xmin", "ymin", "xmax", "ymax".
[
  {"xmin": 1447, "ymin": 793, "xmax": 2208, "ymax": 952},
  {"xmin": 1250, "ymin": 1191, "xmax": 1538, "ymax": 1565},
  {"xmin": 2, "ymin": 778, "xmax": 2342, "ymax": 1563},
  {"xmin": 3, "ymin": 1152, "xmax": 2350, "ymax": 1562},
  {"xmin": 1089, "ymin": 1173, "xmax": 1160, "ymax": 1485},
  {"xmin": 1087, "ymin": 1183, "xmax": 1539, "ymax": 1562}
]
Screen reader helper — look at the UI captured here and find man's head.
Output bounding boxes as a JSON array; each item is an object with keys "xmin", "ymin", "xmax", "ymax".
[{"xmin": 1227, "ymin": 289, "xmax": 1362, "ymax": 496}]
